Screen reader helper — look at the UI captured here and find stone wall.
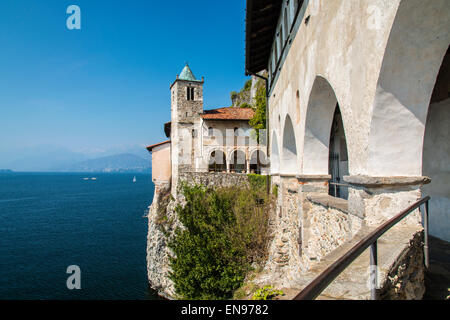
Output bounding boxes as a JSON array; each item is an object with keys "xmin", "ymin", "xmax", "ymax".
[
  {"xmin": 178, "ymin": 172, "xmax": 250, "ymax": 189},
  {"xmin": 262, "ymin": 176, "xmax": 353, "ymax": 287},
  {"xmin": 303, "ymin": 195, "xmax": 351, "ymax": 263},
  {"xmin": 264, "ymin": 177, "xmax": 306, "ymax": 285},
  {"xmin": 379, "ymin": 230, "xmax": 425, "ymax": 300}
]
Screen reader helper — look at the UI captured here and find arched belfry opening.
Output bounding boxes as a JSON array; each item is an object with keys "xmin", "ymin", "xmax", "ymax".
[
  {"xmin": 328, "ymin": 105, "xmax": 349, "ymax": 200},
  {"xmin": 208, "ymin": 150, "xmax": 227, "ymax": 173},
  {"xmin": 423, "ymin": 46, "xmax": 450, "ymax": 241}
]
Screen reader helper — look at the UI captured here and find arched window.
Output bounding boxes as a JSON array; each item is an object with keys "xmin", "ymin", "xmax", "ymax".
[
  {"xmin": 250, "ymin": 150, "xmax": 268, "ymax": 175},
  {"xmin": 284, "ymin": 7, "xmax": 289, "ymax": 36},
  {"xmin": 229, "ymin": 150, "xmax": 246, "ymax": 174},
  {"xmin": 208, "ymin": 150, "xmax": 227, "ymax": 173},
  {"xmin": 328, "ymin": 105, "xmax": 349, "ymax": 200}
]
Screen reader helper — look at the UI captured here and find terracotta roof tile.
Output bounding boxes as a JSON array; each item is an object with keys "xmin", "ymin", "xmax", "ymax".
[
  {"xmin": 146, "ymin": 140, "xmax": 171, "ymax": 152},
  {"xmin": 201, "ymin": 107, "xmax": 255, "ymax": 120}
]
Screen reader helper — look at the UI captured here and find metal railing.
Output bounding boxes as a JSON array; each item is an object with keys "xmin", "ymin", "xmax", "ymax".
[
  {"xmin": 294, "ymin": 196, "xmax": 430, "ymax": 300},
  {"xmin": 329, "ymin": 181, "xmax": 350, "ymax": 200}
]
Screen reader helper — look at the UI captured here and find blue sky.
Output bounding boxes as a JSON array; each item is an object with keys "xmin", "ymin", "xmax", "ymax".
[{"xmin": 0, "ymin": 0, "xmax": 248, "ymax": 167}]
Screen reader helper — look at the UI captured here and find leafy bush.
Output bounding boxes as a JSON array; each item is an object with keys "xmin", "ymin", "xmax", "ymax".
[
  {"xmin": 168, "ymin": 183, "xmax": 273, "ymax": 300},
  {"xmin": 243, "ymin": 79, "xmax": 252, "ymax": 91},
  {"xmin": 252, "ymin": 286, "xmax": 284, "ymax": 300},
  {"xmin": 247, "ymin": 174, "xmax": 266, "ymax": 191},
  {"xmin": 272, "ymin": 184, "xmax": 278, "ymax": 198},
  {"xmin": 249, "ymin": 85, "xmax": 267, "ymax": 143},
  {"xmin": 240, "ymin": 102, "xmax": 251, "ymax": 109}
]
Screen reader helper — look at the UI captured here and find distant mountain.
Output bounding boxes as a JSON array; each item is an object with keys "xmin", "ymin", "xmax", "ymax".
[
  {"xmin": 0, "ymin": 169, "xmax": 13, "ymax": 173},
  {"xmin": 0, "ymin": 145, "xmax": 88, "ymax": 172},
  {"xmin": 57, "ymin": 153, "xmax": 151, "ymax": 173}
]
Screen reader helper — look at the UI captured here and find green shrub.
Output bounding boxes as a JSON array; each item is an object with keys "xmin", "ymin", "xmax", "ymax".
[
  {"xmin": 243, "ymin": 79, "xmax": 252, "ymax": 91},
  {"xmin": 247, "ymin": 174, "xmax": 266, "ymax": 191},
  {"xmin": 252, "ymin": 286, "xmax": 284, "ymax": 300},
  {"xmin": 249, "ymin": 85, "xmax": 267, "ymax": 143},
  {"xmin": 168, "ymin": 183, "xmax": 273, "ymax": 300},
  {"xmin": 272, "ymin": 184, "xmax": 278, "ymax": 198}
]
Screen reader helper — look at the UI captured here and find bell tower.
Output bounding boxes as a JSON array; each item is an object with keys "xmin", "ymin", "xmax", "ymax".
[{"xmin": 170, "ymin": 64, "xmax": 204, "ymax": 194}]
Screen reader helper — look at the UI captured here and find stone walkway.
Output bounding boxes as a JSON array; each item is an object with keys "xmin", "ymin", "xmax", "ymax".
[
  {"xmin": 423, "ymin": 236, "xmax": 450, "ymax": 300},
  {"xmin": 277, "ymin": 224, "xmax": 424, "ymax": 300}
]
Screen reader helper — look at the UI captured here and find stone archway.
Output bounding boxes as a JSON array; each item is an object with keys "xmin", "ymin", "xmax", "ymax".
[
  {"xmin": 208, "ymin": 150, "xmax": 227, "ymax": 173},
  {"xmin": 250, "ymin": 150, "xmax": 268, "ymax": 175},
  {"xmin": 328, "ymin": 106, "xmax": 349, "ymax": 200},
  {"xmin": 367, "ymin": 0, "xmax": 450, "ymax": 176},
  {"xmin": 281, "ymin": 115, "xmax": 298, "ymax": 175},
  {"xmin": 423, "ymin": 47, "xmax": 450, "ymax": 241},
  {"xmin": 303, "ymin": 76, "xmax": 343, "ymax": 176},
  {"xmin": 229, "ymin": 149, "xmax": 247, "ymax": 174},
  {"xmin": 359, "ymin": 0, "xmax": 449, "ymax": 228}
]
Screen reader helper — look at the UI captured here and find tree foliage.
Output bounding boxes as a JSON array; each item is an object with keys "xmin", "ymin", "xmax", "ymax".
[
  {"xmin": 249, "ymin": 85, "xmax": 267, "ymax": 142},
  {"xmin": 168, "ymin": 182, "xmax": 272, "ymax": 300}
]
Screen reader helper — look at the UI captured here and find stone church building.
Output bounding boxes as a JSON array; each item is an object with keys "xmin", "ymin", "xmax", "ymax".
[
  {"xmin": 147, "ymin": 65, "xmax": 269, "ymax": 194},
  {"xmin": 146, "ymin": 0, "xmax": 448, "ymax": 299}
]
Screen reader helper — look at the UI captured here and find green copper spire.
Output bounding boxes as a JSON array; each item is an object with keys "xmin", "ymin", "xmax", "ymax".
[{"xmin": 178, "ymin": 64, "xmax": 201, "ymax": 82}]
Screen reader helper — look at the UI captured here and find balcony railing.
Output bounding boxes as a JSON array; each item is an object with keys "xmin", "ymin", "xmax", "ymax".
[{"xmin": 294, "ymin": 196, "xmax": 430, "ymax": 300}]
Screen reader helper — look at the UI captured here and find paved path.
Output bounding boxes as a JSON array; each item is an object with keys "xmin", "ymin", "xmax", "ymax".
[
  {"xmin": 278, "ymin": 224, "xmax": 423, "ymax": 300},
  {"xmin": 423, "ymin": 236, "xmax": 450, "ymax": 300}
]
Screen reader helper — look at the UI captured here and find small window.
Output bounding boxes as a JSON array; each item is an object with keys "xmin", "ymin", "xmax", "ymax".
[
  {"xmin": 268, "ymin": 61, "xmax": 272, "ymax": 79},
  {"xmin": 274, "ymin": 36, "xmax": 279, "ymax": 62},
  {"xmin": 278, "ymin": 28, "xmax": 283, "ymax": 53},
  {"xmin": 187, "ymin": 87, "xmax": 195, "ymax": 101},
  {"xmin": 294, "ymin": 0, "xmax": 301, "ymax": 14},
  {"xmin": 208, "ymin": 127, "xmax": 213, "ymax": 136},
  {"xmin": 284, "ymin": 7, "xmax": 289, "ymax": 36}
]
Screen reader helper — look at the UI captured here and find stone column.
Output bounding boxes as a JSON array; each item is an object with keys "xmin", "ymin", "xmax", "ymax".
[{"xmin": 344, "ymin": 175, "xmax": 431, "ymax": 231}]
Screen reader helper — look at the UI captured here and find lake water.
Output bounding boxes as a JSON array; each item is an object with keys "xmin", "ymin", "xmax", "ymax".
[{"xmin": 0, "ymin": 172, "xmax": 158, "ymax": 300}]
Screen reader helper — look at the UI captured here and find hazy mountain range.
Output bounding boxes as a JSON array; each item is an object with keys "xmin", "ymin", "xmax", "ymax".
[
  {"xmin": 56, "ymin": 153, "xmax": 150, "ymax": 173},
  {"xmin": 0, "ymin": 145, "xmax": 151, "ymax": 172}
]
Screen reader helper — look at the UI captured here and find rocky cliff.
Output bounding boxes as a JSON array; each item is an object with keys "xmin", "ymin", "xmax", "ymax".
[{"xmin": 146, "ymin": 173, "xmax": 252, "ymax": 299}]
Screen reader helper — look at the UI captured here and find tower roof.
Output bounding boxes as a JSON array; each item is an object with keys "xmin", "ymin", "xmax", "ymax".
[{"xmin": 178, "ymin": 64, "xmax": 202, "ymax": 82}]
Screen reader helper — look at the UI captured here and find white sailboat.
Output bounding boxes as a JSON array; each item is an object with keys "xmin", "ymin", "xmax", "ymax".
[{"xmin": 133, "ymin": 176, "xmax": 136, "ymax": 183}]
